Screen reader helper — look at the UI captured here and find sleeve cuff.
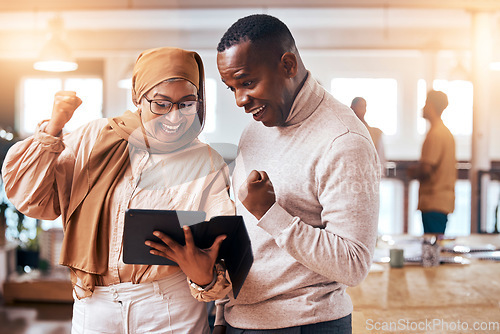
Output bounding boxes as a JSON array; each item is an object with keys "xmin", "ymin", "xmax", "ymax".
[
  {"xmin": 188, "ymin": 267, "xmax": 217, "ymax": 292},
  {"xmin": 188, "ymin": 263, "xmax": 231, "ymax": 302},
  {"xmin": 257, "ymin": 202, "xmax": 296, "ymax": 239},
  {"xmin": 34, "ymin": 120, "xmax": 65, "ymax": 152},
  {"xmin": 214, "ymin": 308, "xmax": 227, "ymax": 327}
]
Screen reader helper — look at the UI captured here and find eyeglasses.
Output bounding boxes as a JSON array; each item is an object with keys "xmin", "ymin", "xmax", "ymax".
[{"xmin": 144, "ymin": 97, "xmax": 201, "ymax": 116}]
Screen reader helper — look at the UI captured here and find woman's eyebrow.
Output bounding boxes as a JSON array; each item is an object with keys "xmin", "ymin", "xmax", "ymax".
[
  {"xmin": 152, "ymin": 93, "xmax": 171, "ymax": 99},
  {"xmin": 152, "ymin": 93, "xmax": 197, "ymax": 100}
]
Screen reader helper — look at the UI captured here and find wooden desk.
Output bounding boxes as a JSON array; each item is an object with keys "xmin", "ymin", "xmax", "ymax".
[
  {"xmin": 3, "ymin": 279, "xmax": 73, "ymax": 304},
  {"xmin": 348, "ymin": 235, "xmax": 500, "ymax": 333},
  {"xmin": 2, "ymin": 268, "xmax": 73, "ymax": 304}
]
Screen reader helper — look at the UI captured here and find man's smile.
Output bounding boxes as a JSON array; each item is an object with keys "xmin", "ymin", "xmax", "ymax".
[{"xmin": 249, "ymin": 105, "xmax": 267, "ymax": 120}]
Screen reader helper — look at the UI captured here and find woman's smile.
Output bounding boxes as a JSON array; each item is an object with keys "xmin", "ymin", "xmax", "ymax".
[{"xmin": 140, "ymin": 80, "xmax": 198, "ymax": 143}]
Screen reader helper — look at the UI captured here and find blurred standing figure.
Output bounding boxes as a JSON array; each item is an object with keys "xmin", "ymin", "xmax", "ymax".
[
  {"xmin": 351, "ymin": 97, "xmax": 386, "ymax": 168},
  {"xmin": 407, "ymin": 90, "xmax": 456, "ymax": 234}
]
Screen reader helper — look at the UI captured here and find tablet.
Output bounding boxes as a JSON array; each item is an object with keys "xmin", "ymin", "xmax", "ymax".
[
  {"xmin": 122, "ymin": 208, "xmax": 253, "ymax": 298},
  {"xmin": 123, "ymin": 209, "xmax": 206, "ymax": 266}
]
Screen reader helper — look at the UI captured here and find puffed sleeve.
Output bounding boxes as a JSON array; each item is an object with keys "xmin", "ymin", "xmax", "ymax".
[
  {"xmin": 188, "ymin": 262, "xmax": 231, "ymax": 301},
  {"xmin": 2, "ymin": 119, "xmax": 106, "ymax": 221}
]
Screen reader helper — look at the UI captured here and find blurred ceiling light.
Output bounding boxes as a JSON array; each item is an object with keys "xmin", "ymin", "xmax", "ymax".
[
  {"xmin": 33, "ymin": 16, "xmax": 78, "ymax": 72},
  {"xmin": 0, "ymin": 128, "xmax": 14, "ymax": 141}
]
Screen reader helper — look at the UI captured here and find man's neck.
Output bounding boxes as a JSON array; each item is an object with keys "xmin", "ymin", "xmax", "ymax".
[
  {"xmin": 292, "ymin": 70, "xmax": 309, "ymax": 101},
  {"xmin": 429, "ymin": 116, "xmax": 443, "ymax": 127}
]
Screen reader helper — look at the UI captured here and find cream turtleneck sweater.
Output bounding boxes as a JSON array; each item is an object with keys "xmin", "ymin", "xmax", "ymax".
[{"xmin": 220, "ymin": 72, "xmax": 380, "ymax": 329}]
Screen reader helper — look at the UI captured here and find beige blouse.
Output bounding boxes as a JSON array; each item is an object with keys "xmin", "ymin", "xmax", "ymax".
[{"xmin": 2, "ymin": 118, "xmax": 235, "ymax": 286}]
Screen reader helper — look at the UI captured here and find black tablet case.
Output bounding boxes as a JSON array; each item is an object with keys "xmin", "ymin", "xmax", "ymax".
[{"xmin": 123, "ymin": 209, "xmax": 253, "ymax": 298}]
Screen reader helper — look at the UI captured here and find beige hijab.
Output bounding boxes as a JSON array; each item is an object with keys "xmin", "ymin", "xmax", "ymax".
[{"xmin": 59, "ymin": 47, "xmax": 206, "ymax": 298}]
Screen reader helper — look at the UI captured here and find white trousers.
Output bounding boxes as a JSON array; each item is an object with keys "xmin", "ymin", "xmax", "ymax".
[{"xmin": 71, "ymin": 271, "xmax": 210, "ymax": 334}]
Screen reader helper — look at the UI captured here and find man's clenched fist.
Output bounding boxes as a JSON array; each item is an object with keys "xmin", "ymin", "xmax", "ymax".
[{"xmin": 238, "ymin": 170, "xmax": 276, "ymax": 220}]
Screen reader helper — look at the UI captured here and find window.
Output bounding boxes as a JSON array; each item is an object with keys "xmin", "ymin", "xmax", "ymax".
[
  {"xmin": 378, "ymin": 179, "xmax": 405, "ymax": 235},
  {"xmin": 331, "ymin": 78, "xmax": 398, "ymax": 135},
  {"xmin": 486, "ymin": 180, "xmax": 500, "ymax": 233},
  {"xmin": 21, "ymin": 77, "xmax": 103, "ymax": 136},
  {"xmin": 417, "ymin": 79, "xmax": 473, "ymax": 135}
]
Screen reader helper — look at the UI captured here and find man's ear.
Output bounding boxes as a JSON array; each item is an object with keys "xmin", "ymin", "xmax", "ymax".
[{"xmin": 281, "ymin": 52, "xmax": 298, "ymax": 78}]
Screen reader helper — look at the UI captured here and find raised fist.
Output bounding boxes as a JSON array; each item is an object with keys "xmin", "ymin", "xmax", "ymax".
[
  {"xmin": 238, "ymin": 170, "xmax": 276, "ymax": 220},
  {"xmin": 45, "ymin": 91, "xmax": 82, "ymax": 136}
]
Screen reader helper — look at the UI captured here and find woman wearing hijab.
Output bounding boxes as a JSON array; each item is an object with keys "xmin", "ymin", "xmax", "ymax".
[{"xmin": 2, "ymin": 47, "xmax": 233, "ymax": 333}]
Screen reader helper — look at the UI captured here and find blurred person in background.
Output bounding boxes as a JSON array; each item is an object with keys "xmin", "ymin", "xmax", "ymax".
[
  {"xmin": 351, "ymin": 97, "xmax": 386, "ymax": 169},
  {"xmin": 407, "ymin": 90, "xmax": 456, "ymax": 234}
]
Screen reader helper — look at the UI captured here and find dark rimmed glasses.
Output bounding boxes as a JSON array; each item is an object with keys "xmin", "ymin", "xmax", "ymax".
[{"xmin": 144, "ymin": 97, "xmax": 201, "ymax": 116}]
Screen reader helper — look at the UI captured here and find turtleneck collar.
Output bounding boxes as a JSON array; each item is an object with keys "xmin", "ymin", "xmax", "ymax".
[{"xmin": 283, "ymin": 71, "xmax": 325, "ymax": 127}]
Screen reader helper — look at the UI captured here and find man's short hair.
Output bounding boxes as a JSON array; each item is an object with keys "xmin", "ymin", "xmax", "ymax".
[
  {"xmin": 351, "ymin": 97, "xmax": 366, "ymax": 108},
  {"xmin": 217, "ymin": 14, "xmax": 296, "ymax": 54},
  {"xmin": 427, "ymin": 90, "xmax": 448, "ymax": 116}
]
